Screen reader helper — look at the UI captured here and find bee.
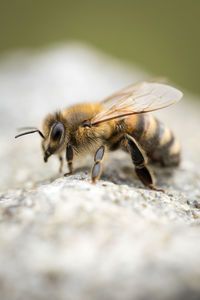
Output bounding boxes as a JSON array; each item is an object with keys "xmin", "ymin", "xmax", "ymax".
[{"xmin": 15, "ymin": 80, "xmax": 183, "ymax": 192}]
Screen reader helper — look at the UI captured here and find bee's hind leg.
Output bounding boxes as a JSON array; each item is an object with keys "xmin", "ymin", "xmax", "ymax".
[
  {"xmin": 64, "ymin": 144, "xmax": 74, "ymax": 177},
  {"xmin": 91, "ymin": 146, "xmax": 105, "ymax": 184},
  {"xmin": 125, "ymin": 134, "xmax": 165, "ymax": 193}
]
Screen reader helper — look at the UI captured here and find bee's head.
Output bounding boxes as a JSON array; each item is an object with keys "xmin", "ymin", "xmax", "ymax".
[
  {"xmin": 42, "ymin": 121, "xmax": 65, "ymax": 162},
  {"xmin": 15, "ymin": 116, "xmax": 67, "ymax": 163}
]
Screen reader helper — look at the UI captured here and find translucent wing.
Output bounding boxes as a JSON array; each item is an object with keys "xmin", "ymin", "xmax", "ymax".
[{"xmin": 90, "ymin": 81, "xmax": 183, "ymax": 125}]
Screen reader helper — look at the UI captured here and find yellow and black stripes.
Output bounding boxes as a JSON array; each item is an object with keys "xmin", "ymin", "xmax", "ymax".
[
  {"xmin": 127, "ymin": 114, "xmax": 181, "ymax": 167},
  {"xmin": 149, "ymin": 123, "xmax": 181, "ymax": 167},
  {"xmin": 105, "ymin": 113, "xmax": 180, "ymax": 169},
  {"xmin": 139, "ymin": 115, "xmax": 162, "ymax": 154}
]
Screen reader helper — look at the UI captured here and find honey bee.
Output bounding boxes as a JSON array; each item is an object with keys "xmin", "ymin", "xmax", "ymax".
[{"xmin": 15, "ymin": 80, "xmax": 183, "ymax": 192}]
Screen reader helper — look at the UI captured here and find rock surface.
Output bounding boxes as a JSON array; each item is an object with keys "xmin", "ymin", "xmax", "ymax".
[{"xmin": 0, "ymin": 43, "xmax": 200, "ymax": 300}]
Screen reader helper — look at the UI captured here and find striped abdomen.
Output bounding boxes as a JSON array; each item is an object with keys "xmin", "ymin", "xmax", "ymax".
[{"xmin": 126, "ymin": 114, "xmax": 181, "ymax": 167}]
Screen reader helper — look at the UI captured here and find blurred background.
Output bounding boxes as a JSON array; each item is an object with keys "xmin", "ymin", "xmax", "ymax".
[{"xmin": 0, "ymin": 0, "xmax": 200, "ymax": 95}]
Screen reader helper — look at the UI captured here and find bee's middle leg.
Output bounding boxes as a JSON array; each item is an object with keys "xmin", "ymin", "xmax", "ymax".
[
  {"xmin": 91, "ymin": 145, "xmax": 105, "ymax": 183},
  {"xmin": 64, "ymin": 144, "xmax": 74, "ymax": 177},
  {"xmin": 125, "ymin": 134, "xmax": 164, "ymax": 192}
]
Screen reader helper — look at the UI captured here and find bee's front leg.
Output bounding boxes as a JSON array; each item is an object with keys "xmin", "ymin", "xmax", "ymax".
[
  {"xmin": 58, "ymin": 155, "xmax": 64, "ymax": 173},
  {"xmin": 64, "ymin": 143, "xmax": 74, "ymax": 176},
  {"xmin": 91, "ymin": 145, "xmax": 105, "ymax": 183},
  {"xmin": 125, "ymin": 134, "xmax": 165, "ymax": 192}
]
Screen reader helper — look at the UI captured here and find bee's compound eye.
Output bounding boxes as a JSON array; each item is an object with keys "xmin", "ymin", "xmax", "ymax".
[{"xmin": 51, "ymin": 123, "xmax": 64, "ymax": 141}]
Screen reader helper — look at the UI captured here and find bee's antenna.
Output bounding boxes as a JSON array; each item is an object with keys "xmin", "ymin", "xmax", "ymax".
[{"xmin": 15, "ymin": 129, "xmax": 45, "ymax": 139}]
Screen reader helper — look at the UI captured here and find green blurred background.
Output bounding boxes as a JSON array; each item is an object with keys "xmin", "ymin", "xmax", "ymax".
[{"xmin": 0, "ymin": 0, "xmax": 200, "ymax": 95}]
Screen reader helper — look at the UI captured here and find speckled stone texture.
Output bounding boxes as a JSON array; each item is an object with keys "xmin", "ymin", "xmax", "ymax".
[{"xmin": 0, "ymin": 44, "xmax": 200, "ymax": 300}]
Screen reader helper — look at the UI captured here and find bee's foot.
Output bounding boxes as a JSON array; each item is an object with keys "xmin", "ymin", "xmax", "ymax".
[
  {"xmin": 64, "ymin": 172, "xmax": 72, "ymax": 177},
  {"xmin": 148, "ymin": 184, "xmax": 165, "ymax": 193}
]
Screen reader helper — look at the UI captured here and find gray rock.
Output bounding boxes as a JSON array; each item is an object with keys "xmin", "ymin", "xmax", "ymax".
[{"xmin": 0, "ymin": 43, "xmax": 200, "ymax": 300}]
